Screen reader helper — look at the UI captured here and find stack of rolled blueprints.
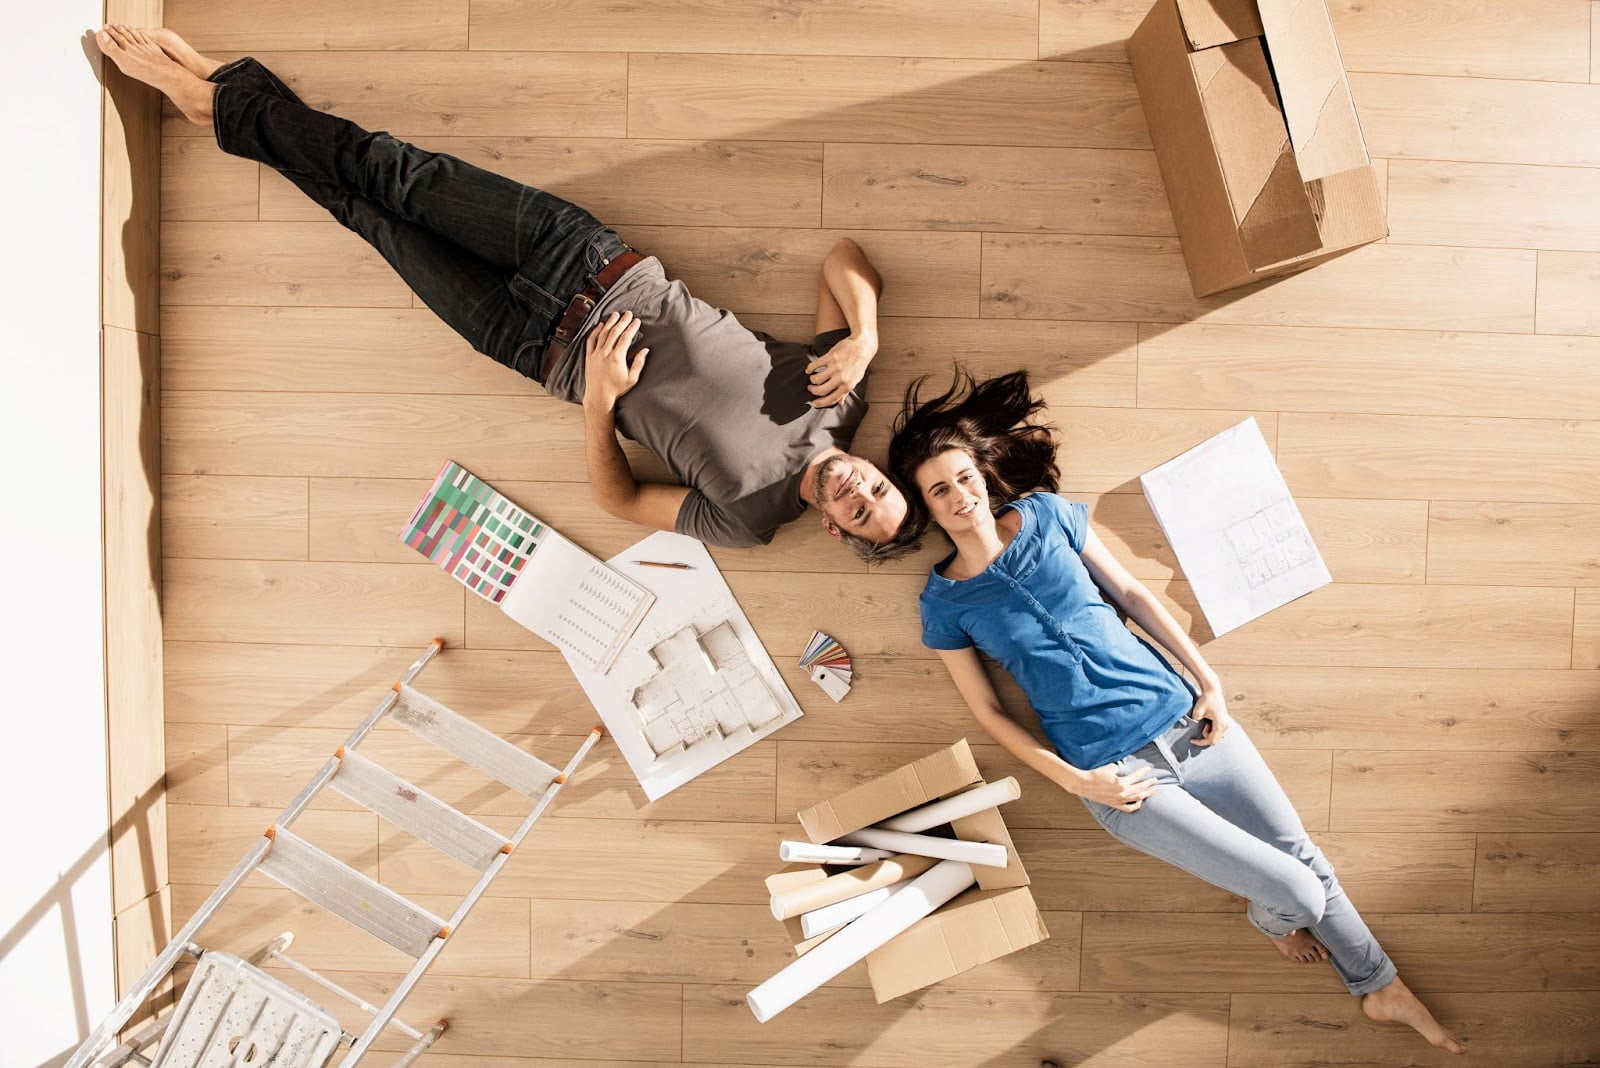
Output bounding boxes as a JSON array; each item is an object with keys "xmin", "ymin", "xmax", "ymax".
[{"xmin": 748, "ymin": 776, "xmax": 1023, "ymax": 1021}]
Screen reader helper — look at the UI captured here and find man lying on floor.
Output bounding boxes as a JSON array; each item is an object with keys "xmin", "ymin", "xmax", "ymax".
[{"xmin": 97, "ymin": 25, "xmax": 921, "ymax": 559}]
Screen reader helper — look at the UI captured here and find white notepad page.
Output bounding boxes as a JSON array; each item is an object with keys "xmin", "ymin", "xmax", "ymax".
[{"xmin": 499, "ymin": 529, "xmax": 654, "ymax": 673}]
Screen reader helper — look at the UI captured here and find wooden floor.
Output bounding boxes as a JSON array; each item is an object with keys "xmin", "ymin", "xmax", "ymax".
[{"xmin": 155, "ymin": 0, "xmax": 1600, "ymax": 1064}]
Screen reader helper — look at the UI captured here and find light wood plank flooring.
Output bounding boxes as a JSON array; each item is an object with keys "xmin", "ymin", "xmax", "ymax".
[{"xmin": 157, "ymin": 0, "xmax": 1600, "ymax": 1063}]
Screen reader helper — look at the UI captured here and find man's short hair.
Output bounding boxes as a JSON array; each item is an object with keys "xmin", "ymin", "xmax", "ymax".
[{"xmin": 838, "ymin": 513, "xmax": 926, "ymax": 565}]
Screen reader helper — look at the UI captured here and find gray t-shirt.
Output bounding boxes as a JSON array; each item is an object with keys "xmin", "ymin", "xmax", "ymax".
[{"xmin": 543, "ymin": 257, "xmax": 867, "ymax": 548}]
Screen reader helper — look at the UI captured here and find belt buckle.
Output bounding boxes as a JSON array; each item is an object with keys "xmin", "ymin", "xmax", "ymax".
[{"xmin": 556, "ymin": 292, "xmax": 596, "ymax": 344}]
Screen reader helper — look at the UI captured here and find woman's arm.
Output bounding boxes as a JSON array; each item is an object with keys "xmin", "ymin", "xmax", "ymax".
[
  {"xmin": 935, "ymin": 646, "xmax": 1159, "ymax": 809},
  {"xmin": 1077, "ymin": 527, "xmax": 1233, "ymax": 745}
]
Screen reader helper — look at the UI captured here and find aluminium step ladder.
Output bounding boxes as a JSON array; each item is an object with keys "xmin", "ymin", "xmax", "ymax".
[{"xmin": 69, "ymin": 638, "xmax": 603, "ymax": 1068}]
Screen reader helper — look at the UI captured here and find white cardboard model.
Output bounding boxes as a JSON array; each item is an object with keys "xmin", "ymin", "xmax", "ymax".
[{"xmin": 563, "ymin": 531, "xmax": 803, "ymax": 800}]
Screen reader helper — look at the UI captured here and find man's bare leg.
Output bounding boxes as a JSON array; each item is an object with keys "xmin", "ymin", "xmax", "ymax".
[
  {"xmin": 94, "ymin": 24, "xmax": 214, "ymax": 127},
  {"xmin": 1362, "ymin": 975, "xmax": 1468, "ymax": 1055}
]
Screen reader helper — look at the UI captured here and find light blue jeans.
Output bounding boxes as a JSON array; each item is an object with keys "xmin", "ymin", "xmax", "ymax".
[{"xmin": 1081, "ymin": 715, "xmax": 1398, "ymax": 995}]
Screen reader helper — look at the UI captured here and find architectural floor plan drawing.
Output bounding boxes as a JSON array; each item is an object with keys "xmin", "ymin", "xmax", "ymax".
[
  {"xmin": 563, "ymin": 531, "xmax": 805, "ymax": 800},
  {"xmin": 633, "ymin": 622, "xmax": 786, "ymax": 758},
  {"xmin": 1140, "ymin": 418, "xmax": 1331, "ymax": 638}
]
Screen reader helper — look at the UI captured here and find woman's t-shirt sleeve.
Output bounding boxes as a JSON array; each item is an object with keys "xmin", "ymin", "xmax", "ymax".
[
  {"xmin": 1035, "ymin": 492, "xmax": 1090, "ymax": 553},
  {"xmin": 919, "ymin": 596, "xmax": 972, "ymax": 650}
]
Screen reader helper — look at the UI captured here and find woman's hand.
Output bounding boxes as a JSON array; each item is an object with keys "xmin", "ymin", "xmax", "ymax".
[
  {"xmin": 1190, "ymin": 683, "xmax": 1233, "ymax": 747},
  {"xmin": 1065, "ymin": 762, "xmax": 1160, "ymax": 812},
  {"xmin": 805, "ymin": 333, "xmax": 876, "ymax": 408},
  {"xmin": 583, "ymin": 310, "xmax": 649, "ymax": 412}
]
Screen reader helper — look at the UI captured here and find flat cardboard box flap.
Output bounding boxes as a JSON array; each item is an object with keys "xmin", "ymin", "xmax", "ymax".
[
  {"xmin": 1256, "ymin": 0, "xmax": 1368, "ymax": 181},
  {"xmin": 865, "ymin": 886, "xmax": 1048, "ymax": 1003},
  {"xmin": 1174, "ymin": 0, "xmax": 1262, "ymax": 48},
  {"xmin": 1190, "ymin": 40, "xmax": 1322, "ymax": 268},
  {"xmin": 798, "ymin": 739, "xmax": 981, "ymax": 844},
  {"xmin": 951, "ymin": 802, "xmax": 1030, "ymax": 890}
]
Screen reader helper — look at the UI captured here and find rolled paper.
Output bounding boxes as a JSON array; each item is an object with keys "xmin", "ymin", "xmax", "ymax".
[
  {"xmin": 835, "ymin": 827, "xmax": 1009, "ymax": 868},
  {"xmin": 769, "ymin": 854, "xmax": 936, "ymax": 921},
  {"xmin": 875, "ymin": 777, "xmax": 1022, "ymax": 833},
  {"xmin": 778, "ymin": 840, "xmax": 895, "ymax": 866},
  {"xmin": 799, "ymin": 877, "xmax": 912, "ymax": 939},
  {"xmin": 747, "ymin": 859, "xmax": 977, "ymax": 1022}
]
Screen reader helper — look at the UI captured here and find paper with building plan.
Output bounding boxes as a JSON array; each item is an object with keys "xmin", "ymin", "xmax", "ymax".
[
  {"xmin": 562, "ymin": 531, "xmax": 803, "ymax": 800},
  {"xmin": 1139, "ymin": 418, "xmax": 1329, "ymax": 637}
]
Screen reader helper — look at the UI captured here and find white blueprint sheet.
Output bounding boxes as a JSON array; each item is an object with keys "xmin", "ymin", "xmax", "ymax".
[{"xmin": 1140, "ymin": 418, "xmax": 1330, "ymax": 637}]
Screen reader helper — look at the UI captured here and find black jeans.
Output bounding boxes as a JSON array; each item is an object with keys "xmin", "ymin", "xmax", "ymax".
[{"xmin": 208, "ymin": 57, "xmax": 628, "ymax": 381}]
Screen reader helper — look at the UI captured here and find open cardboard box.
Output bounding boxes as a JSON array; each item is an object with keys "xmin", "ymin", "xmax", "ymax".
[
  {"xmin": 1126, "ymin": 0, "xmax": 1387, "ymax": 296},
  {"xmin": 768, "ymin": 739, "xmax": 1048, "ymax": 1003}
]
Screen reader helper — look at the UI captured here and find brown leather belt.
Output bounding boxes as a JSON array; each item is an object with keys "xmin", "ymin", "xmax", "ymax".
[{"xmin": 540, "ymin": 249, "xmax": 645, "ymax": 382}]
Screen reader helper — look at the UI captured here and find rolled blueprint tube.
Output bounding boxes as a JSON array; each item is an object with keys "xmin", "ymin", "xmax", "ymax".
[
  {"xmin": 875, "ymin": 777, "xmax": 1022, "ymax": 833},
  {"xmin": 835, "ymin": 827, "xmax": 1008, "ymax": 868},
  {"xmin": 747, "ymin": 859, "xmax": 977, "ymax": 1022},
  {"xmin": 769, "ymin": 854, "xmax": 936, "ymax": 920},
  {"xmin": 799, "ymin": 877, "xmax": 912, "ymax": 939},
  {"xmin": 778, "ymin": 841, "xmax": 895, "ymax": 865}
]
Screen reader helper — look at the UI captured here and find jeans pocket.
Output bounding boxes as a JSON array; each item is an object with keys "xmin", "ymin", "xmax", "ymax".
[{"xmin": 583, "ymin": 226, "xmax": 629, "ymax": 275}]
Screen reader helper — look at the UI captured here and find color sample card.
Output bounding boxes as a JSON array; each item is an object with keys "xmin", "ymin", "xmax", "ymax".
[
  {"xmin": 798, "ymin": 630, "xmax": 852, "ymax": 701},
  {"xmin": 401, "ymin": 460, "xmax": 541, "ymax": 604}
]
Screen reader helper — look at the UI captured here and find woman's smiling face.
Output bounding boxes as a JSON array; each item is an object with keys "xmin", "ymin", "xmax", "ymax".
[{"xmin": 915, "ymin": 448, "xmax": 993, "ymax": 536}]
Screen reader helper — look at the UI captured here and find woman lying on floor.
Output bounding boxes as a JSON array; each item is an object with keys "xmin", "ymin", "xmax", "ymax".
[{"xmin": 889, "ymin": 369, "xmax": 1466, "ymax": 1057}]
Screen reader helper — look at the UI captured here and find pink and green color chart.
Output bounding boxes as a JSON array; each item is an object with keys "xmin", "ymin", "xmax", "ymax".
[{"xmin": 401, "ymin": 460, "xmax": 543, "ymax": 604}]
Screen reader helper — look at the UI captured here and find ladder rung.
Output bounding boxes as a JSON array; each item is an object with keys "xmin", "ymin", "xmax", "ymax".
[
  {"xmin": 390, "ymin": 684, "xmax": 559, "ymax": 797},
  {"xmin": 329, "ymin": 749, "xmax": 510, "ymax": 872},
  {"xmin": 258, "ymin": 828, "xmax": 445, "ymax": 958}
]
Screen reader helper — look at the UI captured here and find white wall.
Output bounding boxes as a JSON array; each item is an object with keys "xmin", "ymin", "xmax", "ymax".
[{"xmin": 0, "ymin": 6, "xmax": 118, "ymax": 1065}]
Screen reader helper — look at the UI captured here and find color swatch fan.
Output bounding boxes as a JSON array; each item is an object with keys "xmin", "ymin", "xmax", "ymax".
[
  {"xmin": 799, "ymin": 631, "xmax": 852, "ymax": 702},
  {"xmin": 402, "ymin": 460, "xmax": 654, "ymax": 673}
]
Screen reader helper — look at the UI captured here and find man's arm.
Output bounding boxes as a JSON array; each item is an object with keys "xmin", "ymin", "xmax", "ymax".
[
  {"xmin": 806, "ymin": 237, "xmax": 882, "ymax": 408},
  {"xmin": 582, "ymin": 309, "xmax": 691, "ymax": 531}
]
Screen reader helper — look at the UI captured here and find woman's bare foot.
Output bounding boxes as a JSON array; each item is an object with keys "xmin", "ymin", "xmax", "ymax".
[
  {"xmin": 1362, "ymin": 975, "xmax": 1468, "ymax": 1055},
  {"xmin": 1268, "ymin": 928, "xmax": 1328, "ymax": 964},
  {"xmin": 147, "ymin": 27, "xmax": 224, "ymax": 80},
  {"xmin": 94, "ymin": 24, "xmax": 214, "ymax": 126}
]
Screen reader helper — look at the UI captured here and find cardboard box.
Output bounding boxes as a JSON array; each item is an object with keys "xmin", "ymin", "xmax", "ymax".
[
  {"xmin": 1125, "ymin": 0, "xmax": 1387, "ymax": 297},
  {"xmin": 785, "ymin": 740, "xmax": 1048, "ymax": 1003}
]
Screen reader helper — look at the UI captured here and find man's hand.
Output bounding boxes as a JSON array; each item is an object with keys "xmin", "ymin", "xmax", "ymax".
[
  {"xmin": 583, "ymin": 310, "xmax": 649, "ymax": 411},
  {"xmin": 805, "ymin": 333, "xmax": 876, "ymax": 408}
]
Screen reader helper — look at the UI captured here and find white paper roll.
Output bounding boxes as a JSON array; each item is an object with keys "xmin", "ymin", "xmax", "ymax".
[
  {"xmin": 799, "ymin": 877, "xmax": 912, "ymax": 939},
  {"xmin": 778, "ymin": 840, "xmax": 895, "ymax": 866},
  {"xmin": 769, "ymin": 854, "xmax": 937, "ymax": 920},
  {"xmin": 875, "ymin": 777, "xmax": 1022, "ymax": 833},
  {"xmin": 835, "ymin": 827, "xmax": 1008, "ymax": 868},
  {"xmin": 746, "ymin": 859, "xmax": 976, "ymax": 1022}
]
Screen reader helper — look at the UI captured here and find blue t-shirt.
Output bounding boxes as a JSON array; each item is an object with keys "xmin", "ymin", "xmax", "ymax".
[{"xmin": 919, "ymin": 492, "xmax": 1195, "ymax": 770}]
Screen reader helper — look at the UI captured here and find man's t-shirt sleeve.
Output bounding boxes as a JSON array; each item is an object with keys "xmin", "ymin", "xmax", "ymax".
[{"xmin": 674, "ymin": 488, "xmax": 770, "ymax": 549}]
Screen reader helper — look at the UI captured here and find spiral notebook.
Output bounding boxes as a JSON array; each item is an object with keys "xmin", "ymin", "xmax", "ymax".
[{"xmin": 401, "ymin": 460, "xmax": 654, "ymax": 673}]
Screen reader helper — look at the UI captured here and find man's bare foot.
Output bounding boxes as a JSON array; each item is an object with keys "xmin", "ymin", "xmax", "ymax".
[
  {"xmin": 1362, "ymin": 975, "xmax": 1468, "ymax": 1055},
  {"xmin": 147, "ymin": 28, "xmax": 224, "ymax": 80},
  {"xmin": 1268, "ymin": 928, "xmax": 1328, "ymax": 964},
  {"xmin": 94, "ymin": 24, "xmax": 214, "ymax": 126}
]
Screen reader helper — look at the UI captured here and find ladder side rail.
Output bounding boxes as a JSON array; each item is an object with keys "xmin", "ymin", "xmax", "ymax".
[
  {"xmin": 277, "ymin": 640, "xmax": 446, "ymax": 831},
  {"xmin": 338, "ymin": 726, "xmax": 603, "ymax": 1067},
  {"xmin": 336, "ymin": 932, "xmax": 450, "ymax": 1065},
  {"xmin": 65, "ymin": 842, "xmax": 270, "ymax": 1068}
]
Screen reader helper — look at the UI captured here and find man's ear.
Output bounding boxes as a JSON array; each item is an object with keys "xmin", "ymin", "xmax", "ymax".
[{"xmin": 821, "ymin": 516, "xmax": 842, "ymax": 540}]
